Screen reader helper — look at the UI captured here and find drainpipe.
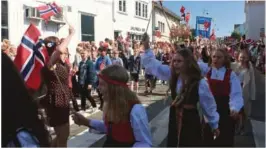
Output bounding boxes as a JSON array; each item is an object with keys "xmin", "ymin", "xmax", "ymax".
[
  {"xmin": 152, "ymin": 2, "xmax": 155, "ymax": 42},
  {"xmin": 112, "ymin": 0, "xmax": 115, "ymax": 23}
]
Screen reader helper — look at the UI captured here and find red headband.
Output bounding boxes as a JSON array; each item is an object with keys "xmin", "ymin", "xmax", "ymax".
[{"xmin": 97, "ymin": 74, "xmax": 128, "ymax": 87}]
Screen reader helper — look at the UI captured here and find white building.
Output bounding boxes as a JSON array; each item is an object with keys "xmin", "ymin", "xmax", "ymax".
[
  {"xmin": 1, "ymin": 0, "xmax": 114, "ymax": 62},
  {"xmin": 244, "ymin": 0, "xmax": 265, "ymax": 42},
  {"xmin": 152, "ymin": 1, "xmax": 180, "ymax": 42},
  {"xmin": 113, "ymin": 0, "xmax": 153, "ymax": 41}
]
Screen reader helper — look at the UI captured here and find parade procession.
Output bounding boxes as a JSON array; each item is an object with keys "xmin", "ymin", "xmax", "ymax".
[{"xmin": 1, "ymin": 0, "xmax": 265, "ymax": 148}]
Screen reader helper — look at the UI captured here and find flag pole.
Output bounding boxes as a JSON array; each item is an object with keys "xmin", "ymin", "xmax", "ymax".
[{"xmin": 62, "ymin": 14, "xmax": 70, "ymax": 25}]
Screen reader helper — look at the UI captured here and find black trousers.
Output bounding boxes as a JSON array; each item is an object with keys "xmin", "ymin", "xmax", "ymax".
[
  {"xmin": 72, "ymin": 76, "xmax": 80, "ymax": 97},
  {"xmin": 80, "ymin": 84, "xmax": 97, "ymax": 109},
  {"xmin": 97, "ymin": 89, "xmax": 103, "ymax": 109}
]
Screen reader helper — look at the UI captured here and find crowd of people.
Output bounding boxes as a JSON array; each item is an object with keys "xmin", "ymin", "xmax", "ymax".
[{"xmin": 2, "ymin": 24, "xmax": 265, "ymax": 147}]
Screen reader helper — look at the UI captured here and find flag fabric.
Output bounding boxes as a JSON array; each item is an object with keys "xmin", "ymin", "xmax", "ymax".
[
  {"xmin": 210, "ymin": 29, "xmax": 216, "ymax": 40},
  {"xmin": 185, "ymin": 12, "xmax": 190, "ymax": 23},
  {"xmin": 204, "ymin": 21, "xmax": 210, "ymax": 30},
  {"xmin": 37, "ymin": 2, "xmax": 61, "ymax": 21},
  {"xmin": 14, "ymin": 24, "xmax": 49, "ymax": 90},
  {"xmin": 180, "ymin": 6, "xmax": 185, "ymax": 14},
  {"xmin": 243, "ymin": 39, "xmax": 255, "ymax": 45}
]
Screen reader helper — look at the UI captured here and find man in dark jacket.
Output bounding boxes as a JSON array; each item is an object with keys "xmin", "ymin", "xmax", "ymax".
[{"xmin": 78, "ymin": 50, "xmax": 97, "ymax": 111}]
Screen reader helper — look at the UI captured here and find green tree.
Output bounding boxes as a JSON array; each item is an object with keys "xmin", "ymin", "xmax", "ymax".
[
  {"xmin": 190, "ymin": 29, "xmax": 196, "ymax": 41},
  {"xmin": 231, "ymin": 31, "xmax": 241, "ymax": 41}
]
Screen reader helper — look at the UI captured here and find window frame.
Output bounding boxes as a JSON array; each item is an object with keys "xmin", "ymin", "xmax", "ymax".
[
  {"xmin": 135, "ymin": 1, "xmax": 139, "ymax": 16},
  {"xmin": 118, "ymin": 0, "xmax": 127, "ymax": 13},
  {"xmin": 1, "ymin": 0, "xmax": 9, "ymax": 40},
  {"xmin": 135, "ymin": 1, "xmax": 148, "ymax": 19},
  {"xmin": 80, "ymin": 13, "xmax": 95, "ymax": 42},
  {"xmin": 158, "ymin": 21, "xmax": 165, "ymax": 33}
]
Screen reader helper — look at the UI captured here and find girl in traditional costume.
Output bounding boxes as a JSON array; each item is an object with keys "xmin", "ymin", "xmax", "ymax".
[
  {"xmin": 141, "ymin": 34, "xmax": 219, "ymax": 147},
  {"xmin": 231, "ymin": 49, "xmax": 256, "ymax": 135},
  {"xmin": 198, "ymin": 49, "xmax": 244, "ymax": 147},
  {"xmin": 72, "ymin": 65, "xmax": 152, "ymax": 147}
]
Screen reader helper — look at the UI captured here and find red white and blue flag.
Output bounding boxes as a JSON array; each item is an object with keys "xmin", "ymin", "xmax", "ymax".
[
  {"xmin": 37, "ymin": 2, "xmax": 61, "ymax": 21},
  {"xmin": 14, "ymin": 24, "xmax": 49, "ymax": 90}
]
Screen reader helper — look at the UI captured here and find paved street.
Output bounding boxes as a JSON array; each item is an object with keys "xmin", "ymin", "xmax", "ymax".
[{"xmin": 234, "ymin": 70, "xmax": 265, "ymax": 147}]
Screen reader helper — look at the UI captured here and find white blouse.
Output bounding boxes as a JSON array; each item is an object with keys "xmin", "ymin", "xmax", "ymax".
[
  {"xmin": 141, "ymin": 49, "xmax": 219, "ymax": 129},
  {"xmin": 198, "ymin": 62, "xmax": 244, "ymax": 112}
]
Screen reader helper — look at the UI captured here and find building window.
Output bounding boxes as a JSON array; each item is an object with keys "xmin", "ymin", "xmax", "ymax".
[
  {"xmin": 139, "ymin": 2, "xmax": 141, "ymax": 16},
  {"xmin": 135, "ymin": 1, "xmax": 148, "ymax": 19},
  {"xmin": 135, "ymin": 2, "xmax": 138, "ymax": 16},
  {"xmin": 145, "ymin": 5, "xmax": 148, "ymax": 18},
  {"xmin": 142, "ymin": 3, "xmax": 145, "ymax": 17},
  {"xmin": 1, "ymin": 0, "xmax": 8, "ymax": 41},
  {"xmin": 158, "ymin": 21, "xmax": 165, "ymax": 33},
  {"xmin": 81, "ymin": 14, "xmax": 94, "ymax": 42},
  {"xmin": 119, "ymin": 0, "xmax": 126, "ymax": 12}
]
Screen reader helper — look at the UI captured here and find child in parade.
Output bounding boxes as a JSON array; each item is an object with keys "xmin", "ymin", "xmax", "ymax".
[
  {"xmin": 95, "ymin": 46, "xmax": 112, "ymax": 110},
  {"xmin": 231, "ymin": 49, "xmax": 256, "ymax": 135},
  {"xmin": 141, "ymin": 33, "xmax": 220, "ymax": 147},
  {"xmin": 77, "ymin": 50, "xmax": 97, "ymax": 111},
  {"xmin": 128, "ymin": 47, "xmax": 141, "ymax": 93},
  {"xmin": 72, "ymin": 65, "xmax": 152, "ymax": 147},
  {"xmin": 2, "ymin": 52, "xmax": 51, "ymax": 147},
  {"xmin": 40, "ymin": 25, "xmax": 75, "ymax": 147},
  {"xmin": 111, "ymin": 49, "xmax": 124, "ymax": 66},
  {"xmin": 198, "ymin": 48, "xmax": 244, "ymax": 147}
]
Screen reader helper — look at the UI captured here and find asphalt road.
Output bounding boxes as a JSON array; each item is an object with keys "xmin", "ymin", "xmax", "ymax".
[{"xmin": 234, "ymin": 69, "xmax": 265, "ymax": 147}]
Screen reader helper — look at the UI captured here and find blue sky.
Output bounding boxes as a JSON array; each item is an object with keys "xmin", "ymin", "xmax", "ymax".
[{"xmin": 162, "ymin": 1, "xmax": 246, "ymax": 37}]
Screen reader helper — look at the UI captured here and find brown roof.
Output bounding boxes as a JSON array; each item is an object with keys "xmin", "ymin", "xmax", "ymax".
[{"xmin": 153, "ymin": 2, "xmax": 181, "ymax": 21}]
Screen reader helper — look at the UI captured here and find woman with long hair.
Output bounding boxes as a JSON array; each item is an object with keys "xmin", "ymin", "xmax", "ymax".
[
  {"xmin": 72, "ymin": 65, "xmax": 152, "ymax": 147},
  {"xmin": 231, "ymin": 49, "xmax": 256, "ymax": 135},
  {"xmin": 2, "ymin": 52, "xmax": 51, "ymax": 147},
  {"xmin": 40, "ymin": 25, "xmax": 75, "ymax": 147},
  {"xmin": 140, "ymin": 34, "xmax": 219, "ymax": 147},
  {"xmin": 198, "ymin": 48, "xmax": 244, "ymax": 147}
]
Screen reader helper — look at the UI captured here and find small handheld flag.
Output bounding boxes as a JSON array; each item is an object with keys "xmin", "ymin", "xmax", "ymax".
[
  {"xmin": 14, "ymin": 24, "xmax": 49, "ymax": 90},
  {"xmin": 37, "ymin": 2, "xmax": 61, "ymax": 21}
]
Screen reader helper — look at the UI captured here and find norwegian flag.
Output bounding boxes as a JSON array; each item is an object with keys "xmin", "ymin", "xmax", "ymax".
[
  {"xmin": 180, "ymin": 6, "xmax": 185, "ymax": 14},
  {"xmin": 37, "ymin": 2, "xmax": 61, "ymax": 21},
  {"xmin": 14, "ymin": 24, "xmax": 49, "ymax": 90},
  {"xmin": 210, "ymin": 29, "xmax": 216, "ymax": 41}
]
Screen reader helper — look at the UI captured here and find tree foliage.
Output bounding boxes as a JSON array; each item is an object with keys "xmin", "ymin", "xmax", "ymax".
[{"xmin": 231, "ymin": 31, "xmax": 241, "ymax": 41}]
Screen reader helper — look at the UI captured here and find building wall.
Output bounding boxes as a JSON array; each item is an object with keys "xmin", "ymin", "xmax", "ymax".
[
  {"xmin": 7, "ymin": 0, "xmax": 114, "ymax": 62},
  {"xmin": 153, "ymin": 7, "xmax": 179, "ymax": 42},
  {"xmin": 113, "ymin": 0, "xmax": 152, "ymax": 41},
  {"xmin": 245, "ymin": 1, "xmax": 265, "ymax": 41}
]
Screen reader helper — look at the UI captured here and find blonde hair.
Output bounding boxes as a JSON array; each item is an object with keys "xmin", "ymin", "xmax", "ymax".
[
  {"xmin": 1, "ymin": 39, "xmax": 11, "ymax": 51},
  {"xmin": 76, "ymin": 46, "xmax": 83, "ymax": 53},
  {"xmin": 101, "ymin": 65, "xmax": 141, "ymax": 123}
]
